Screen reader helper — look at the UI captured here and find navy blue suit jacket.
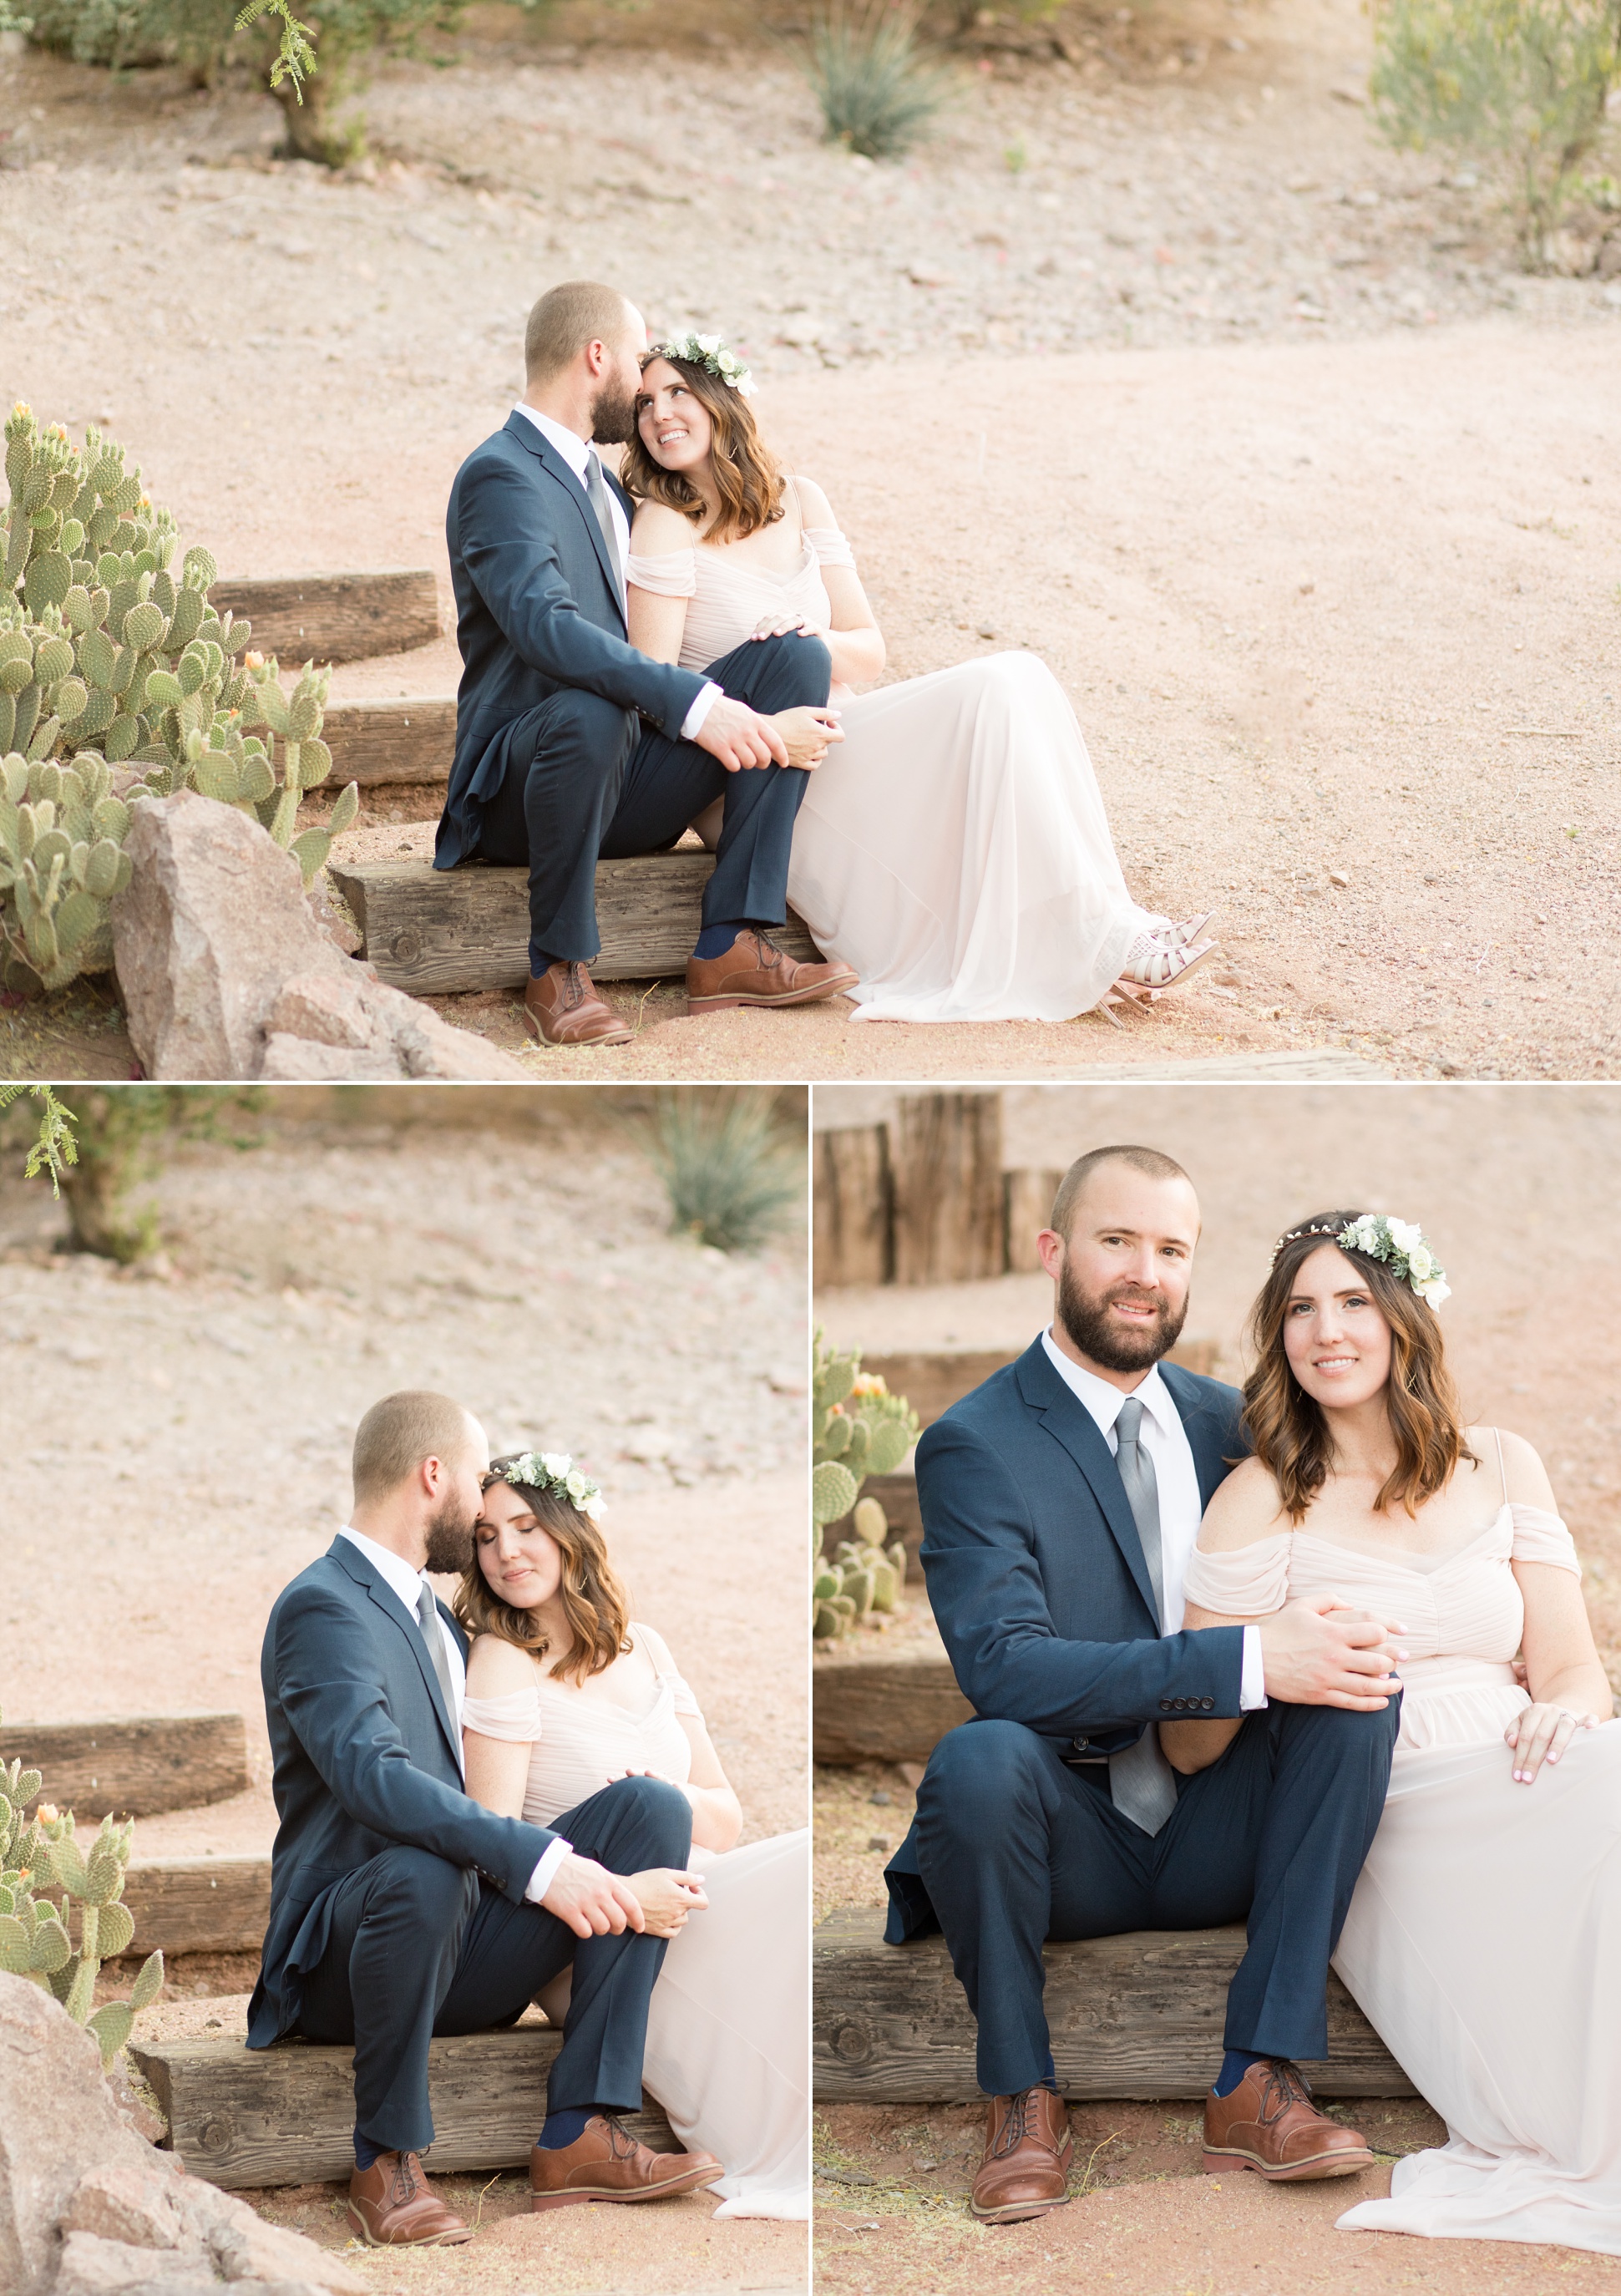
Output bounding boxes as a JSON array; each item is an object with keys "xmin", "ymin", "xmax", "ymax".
[
  {"xmin": 884, "ymin": 1338, "xmax": 1249, "ymax": 1939},
  {"xmin": 435, "ymin": 412, "xmax": 708, "ymax": 869},
  {"xmin": 247, "ymin": 1536, "xmax": 563, "ymax": 2046}
]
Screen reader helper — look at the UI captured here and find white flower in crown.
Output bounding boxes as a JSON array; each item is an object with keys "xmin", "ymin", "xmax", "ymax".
[
  {"xmin": 1333, "ymin": 1212, "xmax": 1449, "ymax": 1310},
  {"xmin": 492, "ymin": 1449, "xmax": 605, "ymax": 1518},
  {"xmin": 660, "ymin": 330, "xmax": 758, "ymax": 398}
]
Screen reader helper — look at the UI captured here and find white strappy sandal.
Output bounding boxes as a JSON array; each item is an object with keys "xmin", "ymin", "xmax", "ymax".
[
  {"xmin": 1152, "ymin": 912, "xmax": 1217, "ymax": 950},
  {"xmin": 1118, "ymin": 935, "xmax": 1223, "ymax": 994}
]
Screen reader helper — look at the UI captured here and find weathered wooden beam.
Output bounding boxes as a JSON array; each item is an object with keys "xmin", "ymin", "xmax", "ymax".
[
  {"xmin": 890, "ymin": 1095, "xmax": 1005, "ymax": 1286},
  {"xmin": 1005, "ymin": 1167, "xmax": 1065, "ymax": 1271},
  {"xmin": 328, "ymin": 854, "xmax": 821, "ymax": 994},
  {"xmin": 117, "ymin": 1857, "xmax": 271, "ymax": 1959},
  {"xmin": 209, "ymin": 572, "xmax": 441, "ymax": 666},
  {"xmin": 813, "ymin": 1654, "xmax": 971, "ymax": 1766},
  {"xmin": 813, "ymin": 1127, "xmax": 892, "ymax": 1290},
  {"xmin": 322, "ymin": 697, "xmax": 454, "ymax": 788},
  {"xmin": 0, "ymin": 1715, "xmax": 249, "ymax": 1819},
  {"xmin": 130, "ymin": 2028, "xmax": 678, "ymax": 2190},
  {"xmin": 813, "ymin": 1908, "xmax": 1414, "ymax": 2101}
]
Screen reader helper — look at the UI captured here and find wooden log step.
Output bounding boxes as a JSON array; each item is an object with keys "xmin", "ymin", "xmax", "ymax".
[
  {"xmin": 813, "ymin": 1908, "xmax": 1414, "ymax": 2102},
  {"xmin": 0, "ymin": 1714, "xmax": 249, "ymax": 1819},
  {"xmin": 208, "ymin": 571, "xmax": 441, "ymax": 666},
  {"xmin": 322, "ymin": 697, "xmax": 454, "ymax": 788},
  {"xmin": 328, "ymin": 852, "xmax": 821, "ymax": 994},
  {"xmin": 118, "ymin": 1856, "xmax": 271, "ymax": 1959},
  {"xmin": 130, "ymin": 2027, "xmax": 678, "ymax": 2189},
  {"xmin": 813, "ymin": 1653, "xmax": 970, "ymax": 1766}
]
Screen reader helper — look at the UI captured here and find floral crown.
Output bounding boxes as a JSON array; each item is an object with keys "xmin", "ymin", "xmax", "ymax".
[
  {"xmin": 485, "ymin": 1451, "xmax": 605, "ymax": 1518},
  {"xmin": 1271, "ymin": 1214, "xmax": 1450, "ymax": 1308},
  {"xmin": 653, "ymin": 332, "xmax": 757, "ymax": 399}
]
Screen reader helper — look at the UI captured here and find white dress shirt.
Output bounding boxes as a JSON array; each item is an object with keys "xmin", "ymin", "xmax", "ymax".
[
  {"xmin": 338, "ymin": 1526, "xmax": 571, "ymax": 1903},
  {"xmin": 1039, "ymin": 1332, "xmax": 1266, "ymax": 1710},
  {"xmin": 510, "ymin": 401, "xmax": 719, "ymax": 742}
]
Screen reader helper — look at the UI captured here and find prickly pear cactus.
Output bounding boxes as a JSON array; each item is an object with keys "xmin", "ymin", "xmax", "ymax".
[
  {"xmin": 0, "ymin": 749, "xmax": 134, "ymax": 987},
  {"xmin": 0, "ymin": 1705, "xmax": 163, "ymax": 2068},
  {"xmin": 0, "ymin": 405, "xmax": 357, "ymax": 986},
  {"xmin": 812, "ymin": 1330, "xmax": 920, "ymax": 1640}
]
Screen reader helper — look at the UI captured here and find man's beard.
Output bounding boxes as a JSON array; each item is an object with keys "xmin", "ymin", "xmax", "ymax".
[
  {"xmin": 1056, "ymin": 1256, "xmax": 1188, "ymax": 1374},
  {"xmin": 590, "ymin": 372, "xmax": 638, "ymax": 447},
  {"xmin": 423, "ymin": 1492, "xmax": 478, "ymax": 1575}
]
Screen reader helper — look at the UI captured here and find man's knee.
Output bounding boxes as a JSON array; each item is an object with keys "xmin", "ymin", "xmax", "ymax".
[
  {"xmin": 597, "ymin": 1773, "xmax": 693, "ymax": 1863},
  {"xmin": 919, "ymin": 1721, "xmax": 1052, "ymax": 1840},
  {"xmin": 735, "ymin": 630, "xmax": 833, "ymax": 710},
  {"xmin": 1279, "ymin": 1696, "xmax": 1402, "ymax": 1770}
]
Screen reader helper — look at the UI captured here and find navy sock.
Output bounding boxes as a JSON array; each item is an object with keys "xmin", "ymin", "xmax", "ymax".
[
  {"xmin": 537, "ymin": 2106, "xmax": 600, "ymax": 2151},
  {"xmin": 693, "ymin": 920, "xmax": 749, "ymax": 960},
  {"xmin": 1214, "ymin": 2048, "xmax": 1268, "ymax": 2097},
  {"xmin": 353, "ymin": 2130, "xmax": 385, "ymax": 2172}
]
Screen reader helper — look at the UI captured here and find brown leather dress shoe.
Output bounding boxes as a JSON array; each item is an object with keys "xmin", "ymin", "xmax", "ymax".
[
  {"xmin": 1202, "ymin": 2060, "xmax": 1375, "ymax": 2181},
  {"xmin": 347, "ymin": 2151, "xmax": 474, "ymax": 2245},
  {"xmin": 969, "ymin": 2086, "xmax": 1073, "ymax": 2223},
  {"xmin": 529, "ymin": 2116, "xmax": 725, "ymax": 2211},
  {"xmin": 685, "ymin": 928, "xmax": 858, "ymax": 1015},
  {"xmin": 523, "ymin": 961, "xmax": 632, "ymax": 1047}
]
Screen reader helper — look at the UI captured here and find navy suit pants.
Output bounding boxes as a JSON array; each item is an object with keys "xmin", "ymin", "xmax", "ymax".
[
  {"xmin": 914, "ymin": 1701, "xmax": 1399, "ymax": 2097},
  {"xmin": 474, "ymin": 630, "xmax": 831, "ymax": 972},
  {"xmin": 294, "ymin": 1774, "xmax": 691, "ymax": 2155}
]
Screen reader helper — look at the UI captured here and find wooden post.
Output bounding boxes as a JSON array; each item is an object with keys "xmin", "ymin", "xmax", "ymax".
[
  {"xmin": 889, "ymin": 1094, "xmax": 1005, "ymax": 1286},
  {"xmin": 813, "ymin": 1127, "xmax": 892, "ymax": 1289},
  {"xmin": 1004, "ymin": 1168, "xmax": 1066, "ymax": 1272}
]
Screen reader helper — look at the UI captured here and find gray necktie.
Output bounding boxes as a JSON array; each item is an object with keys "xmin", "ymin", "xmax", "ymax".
[
  {"xmin": 415, "ymin": 1581, "xmax": 458, "ymax": 1721},
  {"xmin": 1108, "ymin": 1396, "xmax": 1180, "ymax": 1837},
  {"xmin": 583, "ymin": 452, "xmax": 625, "ymax": 595}
]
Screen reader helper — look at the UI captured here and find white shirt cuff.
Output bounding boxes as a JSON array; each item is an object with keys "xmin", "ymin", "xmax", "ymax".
[
  {"xmin": 680, "ymin": 681, "xmax": 722, "ymax": 742},
  {"xmin": 524, "ymin": 1836, "xmax": 573, "ymax": 1904},
  {"xmin": 1239, "ymin": 1623, "xmax": 1268, "ymax": 1711}
]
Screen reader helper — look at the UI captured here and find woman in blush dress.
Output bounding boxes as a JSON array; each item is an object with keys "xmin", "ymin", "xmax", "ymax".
[
  {"xmin": 617, "ymin": 333, "xmax": 1221, "ymax": 1026},
  {"xmin": 1163, "ymin": 1213, "xmax": 1621, "ymax": 2256},
  {"xmin": 457, "ymin": 1451, "xmax": 808, "ymax": 2221}
]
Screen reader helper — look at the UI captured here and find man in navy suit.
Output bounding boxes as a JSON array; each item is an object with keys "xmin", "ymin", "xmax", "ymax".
[
  {"xmin": 884, "ymin": 1147, "xmax": 1405, "ymax": 2223},
  {"xmin": 251, "ymin": 1391, "xmax": 722, "ymax": 2247},
  {"xmin": 437, "ymin": 278, "xmax": 855, "ymax": 1047}
]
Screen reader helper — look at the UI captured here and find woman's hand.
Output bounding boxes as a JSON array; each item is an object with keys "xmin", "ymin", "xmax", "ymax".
[
  {"xmin": 750, "ymin": 612, "xmax": 815, "ymax": 641},
  {"xmin": 624, "ymin": 1867, "xmax": 708, "ymax": 1938},
  {"xmin": 1506, "ymin": 1702, "xmax": 1599, "ymax": 1782},
  {"xmin": 770, "ymin": 705, "xmax": 844, "ymax": 770}
]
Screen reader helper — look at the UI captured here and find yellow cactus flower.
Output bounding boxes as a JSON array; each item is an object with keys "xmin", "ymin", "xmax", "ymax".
[{"xmin": 35, "ymin": 1802, "xmax": 58, "ymax": 1824}]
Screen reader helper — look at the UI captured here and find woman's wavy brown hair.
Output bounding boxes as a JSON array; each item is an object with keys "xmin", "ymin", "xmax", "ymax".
[
  {"xmin": 1244, "ymin": 1211, "xmax": 1476, "ymax": 1524},
  {"xmin": 620, "ymin": 350, "xmax": 785, "ymax": 545},
  {"xmin": 452, "ymin": 1460, "xmax": 631, "ymax": 1686}
]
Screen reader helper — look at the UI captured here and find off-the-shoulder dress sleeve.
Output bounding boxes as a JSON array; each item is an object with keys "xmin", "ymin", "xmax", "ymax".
[
  {"xmin": 804, "ymin": 525, "xmax": 855, "ymax": 570},
  {"xmin": 1183, "ymin": 1533, "xmax": 1292, "ymax": 1618},
  {"xmin": 461, "ymin": 1685, "xmax": 545, "ymax": 1741},
  {"xmin": 1508, "ymin": 1504, "xmax": 1582, "ymax": 1575},
  {"xmin": 626, "ymin": 548, "xmax": 697, "ymax": 596},
  {"xmin": 631, "ymin": 1621, "xmax": 704, "ymax": 1719}
]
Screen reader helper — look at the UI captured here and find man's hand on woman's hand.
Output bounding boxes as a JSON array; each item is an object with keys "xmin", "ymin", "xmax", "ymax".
[
  {"xmin": 1505, "ymin": 1702, "xmax": 1598, "ymax": 1783},
  {"xmin": 1259, "ymin": 1594, "xmax": 1408, "ymax": 1710},
  {"xmin": 694, "ymin": 697, "xmax": 790, "ymax": 773},
  {"xmin": 540, "ymin": 1852, "xmax": 647, "ymax": 1939},
  {"xmin": 625, "ymin": 1867, "xmax": 708, "ymax": 1938},
  {"xmin": 772, "ymin": 706, "xmax": 843, "ymax": 769}
]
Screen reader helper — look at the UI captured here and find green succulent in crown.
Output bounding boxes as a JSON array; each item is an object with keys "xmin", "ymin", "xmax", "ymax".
[
  {"xmin": 0, "ymin": 1705, "xmax": 164, "ymax": 2069},
  {"xmin": 812, "ymin": 1331, "xmax": 920, "ymax": 1640},
  {"xmin": 0, "ymin": 405, "xmax": 358, "ymax": 991}
]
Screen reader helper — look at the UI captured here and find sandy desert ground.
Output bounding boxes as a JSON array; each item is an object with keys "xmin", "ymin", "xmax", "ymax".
[
  {"xmin": 813, "ymin": 1082, "xmax": 1621, "ymax": 2296},
  {"xmin": 1, "ymin": 0, "xmax": 1617, "ymax": 1082},
  {"xmin": 0, "ymin": 1087, "xmax": 809, "ymax": 2295}
]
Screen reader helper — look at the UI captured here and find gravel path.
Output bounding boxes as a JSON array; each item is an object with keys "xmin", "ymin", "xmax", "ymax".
[{"xmin": 2, "ymin": 6, "xmax": 1616, "ymax": 1079}]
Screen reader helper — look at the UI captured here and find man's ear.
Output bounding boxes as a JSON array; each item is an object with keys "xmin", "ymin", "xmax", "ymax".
[{"xmin": 1036, "ymin": 1228, "xmax": 1065, "ymax": 1284}]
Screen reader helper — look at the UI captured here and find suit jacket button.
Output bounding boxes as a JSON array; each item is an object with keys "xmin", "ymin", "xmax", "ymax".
[
  {"xmin": 1202, "ymin": 1697, "xmax": 1216, "ymax": 1711},
  {"xmin": 1073, "ymin": 1737, "xmax": 1090, "ymax": 1751},
  {"xmin": 1158, "ymin": 1700, "xmax": 1172, "ymax": 1713}
]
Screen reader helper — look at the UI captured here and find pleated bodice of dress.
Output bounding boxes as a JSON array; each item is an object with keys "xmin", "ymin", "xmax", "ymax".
[
  {"xmin": 625, "ymin": 531, "xmax": 842, "ymax": 673},
  {"xmin": 460, "ymin": 1619, "xmax": 701, "ymax": 1827},
  {"xmin": 1183, "ymin": 1503, "xmax": 1582, "ymax": 1755}
]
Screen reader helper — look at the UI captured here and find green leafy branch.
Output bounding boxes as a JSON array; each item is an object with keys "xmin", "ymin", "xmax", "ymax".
[
  {"xmin": 0, "ymin": 1084, "xmax": 78, "ymax": 1196},
  {"xmin": 235, "ymin": 0, "xmax": 317, "ymax": 93}
]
